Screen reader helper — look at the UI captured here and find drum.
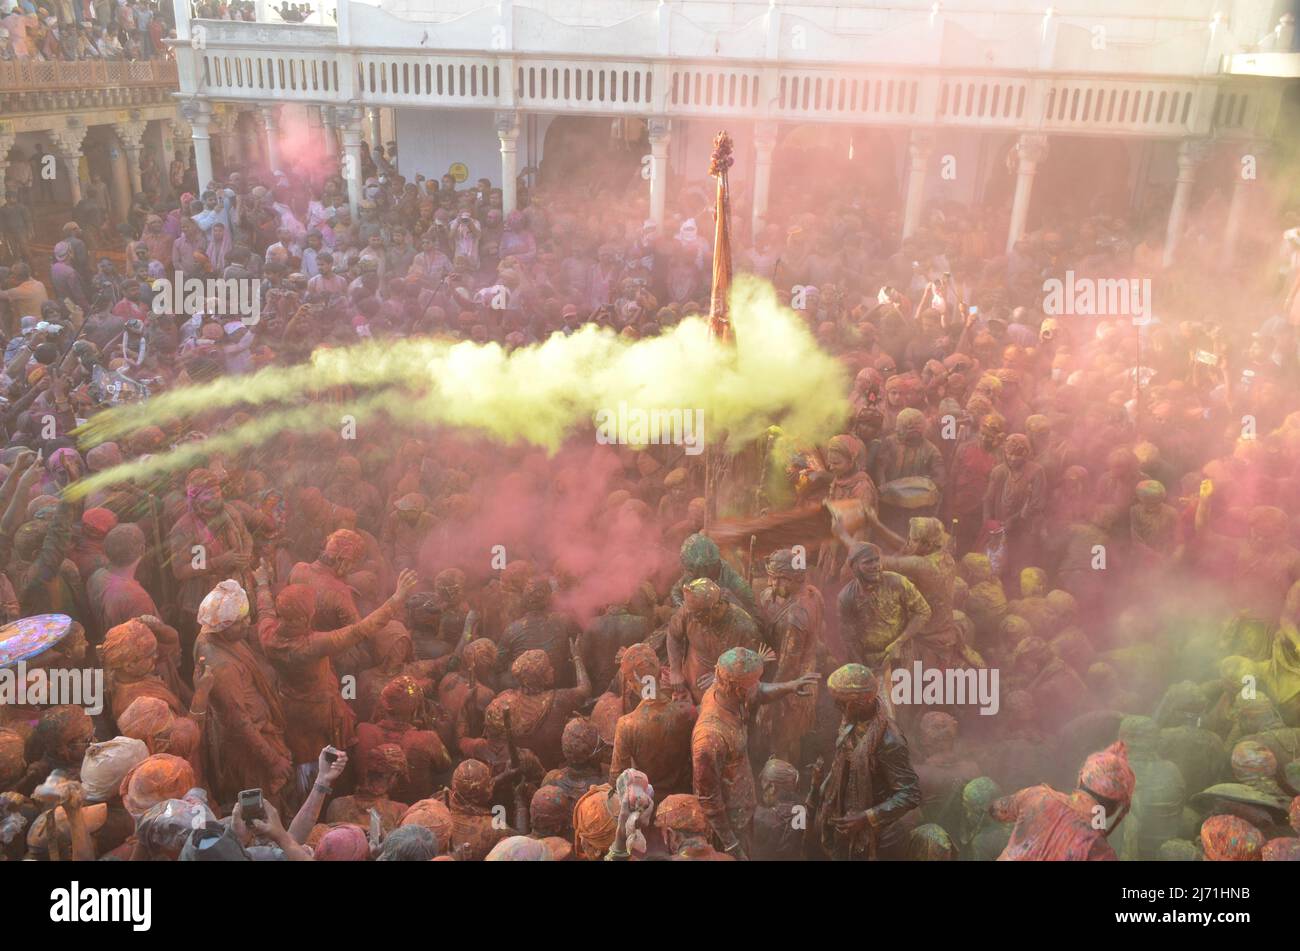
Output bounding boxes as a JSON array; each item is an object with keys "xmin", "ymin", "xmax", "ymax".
[
  {"xmin": 0, "ymin": 614, "xmax": 74, "ymax": 669},
  {"xmin": 879, "ymin": 476, "xmax": 940, "ymax": 510}
]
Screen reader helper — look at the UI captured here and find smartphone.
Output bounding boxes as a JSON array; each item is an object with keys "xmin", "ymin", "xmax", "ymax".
[
  {"xmin": 323, "ymin": 747, "xmax": 338, "ymax": 765},
  {"xmin": 238, "ymin": 788, "xmax": 266, "ymax": 823},
  {"xmin": 969, "ymin": 305, "xmax": 979, "ymax": 316},
  {"xmin": 1194, "ymin": 349, "xmax": 1218, "ymax": 366}
]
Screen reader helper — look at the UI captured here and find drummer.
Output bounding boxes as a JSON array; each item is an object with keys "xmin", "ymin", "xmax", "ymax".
[{"xmin": 871, "ymin": 408, "xmax": 946, "ymax": 537}]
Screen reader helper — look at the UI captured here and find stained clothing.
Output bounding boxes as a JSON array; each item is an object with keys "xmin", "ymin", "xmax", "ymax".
[
  {"xmin": 691, "ymin": 687, "xmax": 757, "ymax": 852},
  {"xmin": 755, "ymin": 583, "xmax": 823, "ymax": 760},
  {"xmin": 990, "ymin": 786, "xmax": 1118, "ymax": 861},
  {"xmin": 838, "ymin": 571, "xmax": 931, "ymax": 667},
  {"xmin": 667, "ymin": 603, "xmax": 761, "ymax": 704},
  {"xmin": 816, "ymin": 709, "xmax": 921, "ymax": 859},
  {"xmin": 609, "ymin": 696, "xmax": 698, "ymax": 796}
]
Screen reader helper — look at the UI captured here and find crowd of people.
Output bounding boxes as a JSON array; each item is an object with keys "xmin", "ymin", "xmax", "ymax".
[
  {"xmin": 0, "ymin": 121, "xmax": 1298, "ymax": 863},
  {"xmin": 0, "ymin": 0, "xmax": 173, "ymax": 61}
]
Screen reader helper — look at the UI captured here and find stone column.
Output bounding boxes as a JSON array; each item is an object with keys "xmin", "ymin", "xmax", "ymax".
[
  {"xmin": 259, "ymin": 104, "xmax": 281, "ymax": 174},
  {"xmin": 49, "ymin": 119, "xmax": 88, "ymax": 206},
  {"xmin": 1163, "ymin": 139, "xmax": 1211, "ymax": 267},
  {"xmin": 107, "ymin": 135, "xmax": 132, "ymax": 225},
  {"xmin": 1223, "ymin": 144, "xmax": 1262, "ymax": 265},
  {"xmin": 0, "ymin": 130, "xmax": 14, "ymax": 201},
  {"xmin": 902, "ymin": 130, "xmax": 935, "ymax": 240},
  {"xmin": 180, "ymin": 98, "xmax": 214, "ymax": 193},
  {"xmin": 367, "ymin": 107, "xmax": 382, "ymax": 152},
  {"xmin": 751, "ymin": 120, "xmax": 778, "ymax": 237},
  {"xmin": 496, "ymin": 110, "xmax": 521, "ymax": 215},
  {"xmin": 339, "ymin": 104, "xmax": 365, "ymax": 219},
  {"xmin": 647, "ymin": 116, "xmax": 671, "ymax": 230},
  {"xmin": 113, "ymin": 117, "xmax": 147, "ymax": 196},
  {"xmin": 320, "ymin": 105, "xmax": 338, "ymax": 158},
  {"xmin": 1005, "ymin": 133, "xmax": 1049, "ymax": 253}
]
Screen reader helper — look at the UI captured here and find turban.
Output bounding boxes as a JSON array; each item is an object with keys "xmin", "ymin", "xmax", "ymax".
[
  {"xmin": 909, "ymin": 516, "xmax": 948, "ymax": 551},
  {"xmin": 715, "ymin": 647, "xmax": 764, "ymax": 689},
  {"xmin": 529, "ymin": 786, "xmax": 571, "ymax": 837},
  {"xmin": 1200, "ymin": 815, "xmax": 1263, "ymax": 861},
  {"xmin": 765, "ymin": 548, "xmax": 805, "ymax": 580},
  {"xmin": 500, "ymin": 561, "xmax": 533, "ymax": 589},
  {"xmin": 847, "ymin": 542, "xmax": 882, "ymax": 568},
  {"xmin": 826, "ymin": 434, "xmax": 867, "ymax": 471},
  {"xmin": 1230, "ymin": 741, "xmax": 1277, "ymax": 782},
  {"xmin": 462, "ymin": 638, "xmax": 499, "ymax": 674},
  {"xmin": 895, "ymin": 407, "xmax": 926, "ymax": 431},
  {"xmin": 101, "ymin": 620, "xmax": 157, "ymax": 671},
  {"xmin": 827, "ymin": 663, "xmax": 878, "ymax": 701},
  {"xmin": 185, "ymin": 468, "xmax": 222, "ymax": 497},
  {"xmin": 664, "ymin": 467, "xmax": 688, "ymax": 488},
  {"xmin": 619, "ymin": 642, "xmax": 661, "ymax": 685},
  {"xmin": 561, "ymin": 718, "xmax": 601, "ymax": 764},
  {"xmin": 683, "ymin": 577, "xmax": 722, "ymax": 613},
  {"xmin": 759, "ymin": 758, "xmax": 799, "ymax": 789},
  {"xmin": 1262, "ymin": 838, "xmax": 1300, "ymax": 861},
  {"xmin": 364, "ymin": 743, "xmax": 409, "ymax": 780},
  {"xmin": 521, "ymin": 578, "xmax": 553, "ymax": 612},
  {"xmin": 121, "ymin": 754, "xmax": 197, "ymax": 818},
  {"xmin": 907, "ymin": 823, "xmax": 957, "ymax": 861},
  {"xmin": 1078, "ymin": 741, "xmax": 1136, "ymax": 805},
  {"xmin": 511, "ymin": 649, "xmax": 554, "ymax": 691},
  {"xmin": 486, "ymin": 835, "xmax": 553, "ymax": 861},
  {"xmin": 117, "ymin": 696, "xmax": 176, "ymax": 750},
  {"xmin": 434, "ymin": 567, "xmax": 466, "ymax": 592},
  {"xmin": 379, "ymin": 675, "xmax": 422, "ymax": 721},
  {"xmin": 129, "ymin": 426, "xmax": 167, "ymax": 455},
  {"xmin": 400, "ymin": 799, "xmax": 453, "ymax": 852},
  {"xmin": 324, "ymin": 529, "xmax": 367, "ymax": 563},
  {"xmin": 197, "ymin": 580, "xmax": 250, "ymax": 634},
  {"xmin": 273, "ymin": 584, "xmax": 316, "ymax": 626},
  {"xmin": 81, "ymin": 508, "xmax": 118, "ymax": 539},
  {"xmin": 1135, "ymin": 479, "xmax": 1166, "ymax": 504},
  {"xmin": 451, "ymin": 759, "xmax": 494, "ymax": 806},
  {"xmin": 963, "ymin": 776, "xmax": 1001, "ymax": 812},
  {"xmin": 655, "ymin": 794, "xmax": 710, "ymax": 835},
  {"xmin": 919, "ymin": 712, "xmax": 959, "ymax": 751},
  {"xmin": 314, "ymin": 824, "xmax": 369, "ymax": 861},
  {"xmin": 14, "ymin": 521, "xmax": 47, "ymax": 560},
  {"xmin": 679, "ymin": 533, "xmax": 721, "ymax": 573},
  {"xmin": 80, "ymin": 737, "xmax": 149, "ymax": 802}
]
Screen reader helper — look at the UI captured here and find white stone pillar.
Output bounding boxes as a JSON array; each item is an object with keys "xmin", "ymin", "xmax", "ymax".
[
  {"xmin": 647, "ymin": 116, "xmax": 670, "ymax": 230},
  {"xmin": 260, "ymin": 104, "xmax": 281, "ymax": 174},
  {"xmin": 1163, "ymin": 139, "xmax": 1210, "ymax": 268},
  {"xmin": 496, "ymin": 110, "xmax": 521, "ymax": 215},
  {"xmin": 340, "ymin": 105, "xmax": 365, "ymax": 218},
  {"xmin": 113, "ymin": 118, "xmax": 147, "ymax": 196},
  {"xmin": 320, "ymin": 105, "xmax": 338, "ymax": 158},
  {"xmin": 367, "ymin": 107, "xmax": 382, "ymax": 152},
  {"xmin": 181, "ymin": 99, "xmax": 214, "ymax": 194},
  {"xmin": 0, "ymin": 131, "xmax": 14, "ymax": 201},
  {"xmin": 50, "ymin": 120, "xmax": 88, "ymax": 206},
  {"xmin": 903, "ymin": 130, "xmax": 934, "ymax": 240},
  {"xmin": 1005, "ymin": 133, "xmax": 1049, "ymax": 253},
  {"xmin": 1223, "ymin": 144, "xmax": 1261, "ymax": 264},
  {"xmin": 751, "ymin": 120, "xmax": 777, "ymax": 237}
]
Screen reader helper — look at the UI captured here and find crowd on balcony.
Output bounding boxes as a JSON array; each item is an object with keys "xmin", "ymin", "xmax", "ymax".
[
  {"xmin": 0, "ymin": 114, "xmax": 1298, "ymax": 863},
  {"xmin": 0, "ymin": 0, "xmax": 174, "ymax": 61}
]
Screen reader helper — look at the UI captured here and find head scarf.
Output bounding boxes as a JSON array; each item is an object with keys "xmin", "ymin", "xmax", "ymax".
[
  {"xmin": 450, "ymin": 759, "xmax": 494, "ymax": 808},
  {"xmin": 197, "ymin": 579, "xmax": 250, "ymax": 634},
  {"xmin": 827, "ymin": 663, "xmax": 878, "ymax": 701},
  {"xmin": 655, "ymin": 794, "xmax": 710, "ymax": 834},
  {"xmin": 826, "ymin": 434, "xmax": 867, "ymax": 473},
  {"xmin": 486, "ymin": 835, "xmax": 554, "ymax": 861},
  {"xmin": 1077, "ymin": 741, "xmax": 1136, "ymax": 805},
  {"xmin": 679, "ymin": 533, "xmax": 721, "ymax": 574},
  {"xmin": 80, "ymin": 737, "xmax": 149, "ymax": 802},
  {"xmin": 765, "ymin": 548, "xmax": 805, "ymax": 580},
  {"xmin": 400, "ymin": 799, "xmax": 453, "ymax": 852},
  {"xmin": 100, "ymin": 619, "xmax": 157, "ymax": 672},
  {"xmin": 81, "ymin": 507, "xmax": 118, "ymax": 539},
  {"xmin": 759, "ymin": 757, "xmax": 799, "ymax": 790},
  {"xmin": 117, "ymin": 696, "xmax": 177, "ymax": 752},
  {"xmin": 121, "ymin": 754, "xmax": 198, "ymax": 818},
  {"xmin": 378, "ymin": 675, "xmax": 422, "ymax": 722},
  {"xmin": 324, "ymin": 528, "xmax": 366, "ymax": 564},
  {"xmin": 314, "ymin": 824, "xmax": 370, "ymax": 861},
  {"xmin": 462, "ymin": 638, "xmax": 499, "ymax": 675},
  {"xmin": 715, "ymin": 647, "xmax": 764, "ymax": 689},
  {"xmin": 511, "ymin": 649, "xmax": 554, "ymax": 692},
  {"xmin": 1200, "ymin": 815, "xmax": 1263, "ymax": 861},
  {"xmin": 529, "ymin": 786, "xmax": 571, "ymax": 837},
  {"xmin": 561, "ymin": 718, "xmax": 601, "ymax": 764},
  {"xmin": 364, "ymin": 743, "xmax": 409, "ymax": 781},
  {"xmin": 683, "ymin": 577, "xmax": 722, "ymax": 613}
]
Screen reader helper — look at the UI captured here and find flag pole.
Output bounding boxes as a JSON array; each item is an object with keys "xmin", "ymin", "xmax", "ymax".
[{"xmin": 703, "ymin": 131, "xmax": 734, "ymax": 534}]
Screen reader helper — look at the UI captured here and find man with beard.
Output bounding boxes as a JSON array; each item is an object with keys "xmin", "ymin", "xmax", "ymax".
[
  {"xmin": 668, "ymin": 578, "xmax": 762, "ymax": 704},
  {"xmin": 193, "ymin": 579, "xmax": 292, "ymax": 811},
  {"xmin": 838, "ymin": 542, "xmax": 931, "ymax": 669},
  {"xmin": 691, "ymin": 647, "xmax": 820, "ymax": 859},
  {"xmin": 169, "ymin": 468, "xmax": 255, "ymax": 664},
  {"xmin": 814, "ymin": 663, "xmax": 921, "ymax": 860},
  {"xmin": 990, "ymin": 740, "xmax": 1135, "ymax": 860},
  {"xmin": 754, "ymin": 548, "xmax": 824, "ymax": 763}
]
